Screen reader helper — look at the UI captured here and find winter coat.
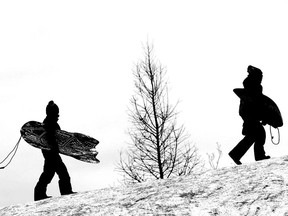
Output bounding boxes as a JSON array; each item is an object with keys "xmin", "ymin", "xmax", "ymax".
[
  {"xmin": 42, "ymin": 116, "xmax": 61, "ymax": 157},
  {"xmin": 239, "ymin": 75, "xmax": 264, "ymax": 129}
]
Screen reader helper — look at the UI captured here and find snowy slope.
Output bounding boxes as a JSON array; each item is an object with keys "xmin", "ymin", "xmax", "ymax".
[{"xmin": 1, "ymin": 156, "xmax": 288, "ymax": 215}]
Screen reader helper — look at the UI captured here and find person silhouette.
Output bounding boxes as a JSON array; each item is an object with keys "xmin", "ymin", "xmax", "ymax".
[
  {"xmin": 229, "ymin": 66, "xmax": 270, "ymax": 165},
  {"xmin": 34, "ymin": 101, "xmax": 74, "ymax": 201}
]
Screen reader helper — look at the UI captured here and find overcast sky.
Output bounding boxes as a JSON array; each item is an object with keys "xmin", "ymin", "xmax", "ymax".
[{"xmin": 1, "ymin": 1, "xmax": 288, "ymax": 207}]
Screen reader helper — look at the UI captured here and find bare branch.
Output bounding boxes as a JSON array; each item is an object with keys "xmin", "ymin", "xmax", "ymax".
[{"xmin": 207, "ymin": 143, "xmax": 223, "ymax": 170}]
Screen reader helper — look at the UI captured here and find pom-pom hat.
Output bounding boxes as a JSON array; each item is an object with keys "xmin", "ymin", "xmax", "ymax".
[{"xmin": 46, "ymin": 101, "xmax": 59, "ymax": 116}]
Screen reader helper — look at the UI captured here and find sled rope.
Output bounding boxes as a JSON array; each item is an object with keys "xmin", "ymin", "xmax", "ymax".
[
  {"xmin": 270, "ymin": 126, "xmax": 280, "ymax": 145},
  {"xmin": 0, "ymin": 136, "xmax": 21, "ymax": 169}
]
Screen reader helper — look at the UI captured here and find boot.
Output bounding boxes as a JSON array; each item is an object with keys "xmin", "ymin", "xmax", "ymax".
[
  {"xmin": 256, "ymin": 155, "xmax": 271, "ymax": 161},
  {"xmin": 34, "ymin": 183, "xmax": 51, "ymax": 201},
  {"xmin": 58, "ymin": 180, "xmax": 74, "ymax": 195},
  {"xmin": 228, "ymin": 152, "xmax": 242, "ymax": 165}
]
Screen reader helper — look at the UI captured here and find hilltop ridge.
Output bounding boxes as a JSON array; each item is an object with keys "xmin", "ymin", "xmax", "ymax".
[{"xmin": 1, "ymin": 156, "xmax": 288, "ymax": 215}]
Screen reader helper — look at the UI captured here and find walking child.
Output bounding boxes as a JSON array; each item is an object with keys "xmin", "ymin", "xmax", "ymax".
[
  {"xmin": 229, "ymin": 66, "xmax": 270, "ymax": 165},
  {"xmin": 34, "ymin": 101, "xmax": 74, "ymax": 201}
]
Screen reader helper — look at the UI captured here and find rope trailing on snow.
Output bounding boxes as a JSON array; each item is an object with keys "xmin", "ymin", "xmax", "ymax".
[
  {"xmin": 269, "ymin": 126, "xmax": 280, "ymax": 145},
  {"xmin": 0, "ymin": 136, "xmax": 21, "ymax": 169}
]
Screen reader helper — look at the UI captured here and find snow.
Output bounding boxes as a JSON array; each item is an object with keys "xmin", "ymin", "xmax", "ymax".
[{"xmin": 1, "ymin": 156, "xmax": 288, "ymax": 215}]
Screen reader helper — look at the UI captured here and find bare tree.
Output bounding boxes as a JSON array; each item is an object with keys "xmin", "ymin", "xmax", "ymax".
[{"xmin": 118, "ymin": 43, "xmax": 203, "ymax": 183}]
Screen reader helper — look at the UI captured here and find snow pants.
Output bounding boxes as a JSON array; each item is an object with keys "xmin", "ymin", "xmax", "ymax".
[
  {"xmin": 34, "ymin": 150, "xmax": 73, "ymax": 201},
  {"xmin": 230, "ymin": 121, "xmax": 266, "ymax": 161}
]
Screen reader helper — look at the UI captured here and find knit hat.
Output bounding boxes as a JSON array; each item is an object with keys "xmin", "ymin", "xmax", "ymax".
[
  {"xmin": 247, "ymin": 65, "xmax": 262, "ymax": 76},
  {"xmin": 46, "ymin": 101, "xmax": 59, "ymax": 116}
]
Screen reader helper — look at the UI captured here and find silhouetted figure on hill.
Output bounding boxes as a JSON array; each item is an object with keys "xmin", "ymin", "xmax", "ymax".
[
  {"xmin": 229, "ymin": 66, "xmax": 270, "ymax": 165},
  {"xmin": 34, "ymin": 101, "xmax": 74, "ymax": 201}
]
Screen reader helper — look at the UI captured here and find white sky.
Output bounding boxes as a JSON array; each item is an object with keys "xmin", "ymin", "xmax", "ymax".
[{"xmin": 1, "ymin": 0, "xmax": 288, "ymax": 207}]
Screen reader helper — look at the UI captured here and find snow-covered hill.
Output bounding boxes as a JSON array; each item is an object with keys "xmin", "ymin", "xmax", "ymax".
[{"xmin": 1, "ymin": 156, "xmax": 288, "ymax": 215}]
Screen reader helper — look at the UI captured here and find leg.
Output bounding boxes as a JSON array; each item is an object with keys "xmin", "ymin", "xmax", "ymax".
[
  {"xmin": 34, "ymin": 158, "xmax": 56, "ymax": 201},
  {"xmin": 254, "ymin": 124, "xmax": 268, "ymax": 161},
  {"xmin": 229, "ymin": 134, "xmax": 255, "ymax": 164},
  {"xmin": 54, "ymin": 155, "xmax": 74, "ymax": 195}
]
